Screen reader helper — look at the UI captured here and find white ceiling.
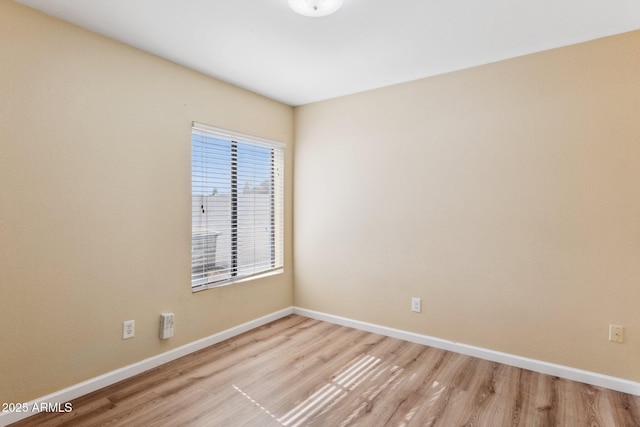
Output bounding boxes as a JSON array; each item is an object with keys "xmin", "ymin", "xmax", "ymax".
[{"xmin": 16, "ymin": 0, "xmax": 640, "ymax": 106}]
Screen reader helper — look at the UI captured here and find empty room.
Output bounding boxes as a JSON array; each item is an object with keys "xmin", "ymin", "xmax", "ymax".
[{"xmin": 1, "ymin": 0, "xmax": 639, "ymax": 425}]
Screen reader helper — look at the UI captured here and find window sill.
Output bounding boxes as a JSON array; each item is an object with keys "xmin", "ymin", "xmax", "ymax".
[{"xmin": 192, "ymin": 268, "xmax": 284, "ymax": 293}]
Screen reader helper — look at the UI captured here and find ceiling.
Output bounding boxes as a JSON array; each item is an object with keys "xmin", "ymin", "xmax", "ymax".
[{"xmin": 15, "ymin": 0, "xmax": 640, "ymax": 106}]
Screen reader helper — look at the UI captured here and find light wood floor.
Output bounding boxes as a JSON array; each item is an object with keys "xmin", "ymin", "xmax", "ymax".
[{"xmin": 11, "ymin": 315, "xmax": 640, "ymax": 426}]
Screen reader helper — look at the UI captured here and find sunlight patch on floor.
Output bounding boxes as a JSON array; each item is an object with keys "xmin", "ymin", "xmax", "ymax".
[
  {"xmin": 279, "ymin": 354, "xmax": 382, "ymax": 427},
  {"xmin": 232, "ymin": 353, "xmax": 439, "ymax": 426}
]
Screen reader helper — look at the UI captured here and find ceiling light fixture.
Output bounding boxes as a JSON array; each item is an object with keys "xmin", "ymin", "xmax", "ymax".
[{"xmin": 288, "ymin": 0, "xmax": 344, "ymax": 17}]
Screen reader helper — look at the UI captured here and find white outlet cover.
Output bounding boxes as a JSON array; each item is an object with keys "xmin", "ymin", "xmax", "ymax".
[
  {"xmin": 123, "ymin": 320, "xmax": 135, "ymax": 339},
  {"xmin": 411, "ymin": 298, "xmax": 421, "ymax": 313},
  {"xmin": 609, "ymin": 324, "xmax": 624, "ymax": 343}
]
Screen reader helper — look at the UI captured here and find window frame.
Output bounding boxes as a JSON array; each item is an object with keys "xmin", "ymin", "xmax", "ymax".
[{"xmin": 191, "ymin": 122, "xmax": 285, "ymax": 292}]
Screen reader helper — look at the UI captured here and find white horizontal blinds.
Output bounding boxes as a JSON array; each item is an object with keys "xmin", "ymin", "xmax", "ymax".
[
  {"xmin": 192, "ymin": 132, "xmax": 233, "ymax": 287},
  {"xmin": 191, "ymin": 122, "xmax": 284, "ymax": 290}
]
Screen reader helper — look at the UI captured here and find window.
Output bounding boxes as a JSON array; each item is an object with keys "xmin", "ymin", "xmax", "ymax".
[{"xmin": 191, "ymin": 122, "xmax": 284, "ymax": 291}]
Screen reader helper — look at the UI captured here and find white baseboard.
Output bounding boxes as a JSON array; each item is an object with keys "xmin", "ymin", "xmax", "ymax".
[
  {"xmin": 0, "ymin": 307, "xmax": 293, "ymax": 427},
  {"xmin": 293, "ymin": 307, "xmax": 640, "ymax": 397}
]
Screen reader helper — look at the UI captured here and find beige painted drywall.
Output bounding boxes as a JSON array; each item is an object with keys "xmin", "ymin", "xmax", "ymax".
[
  {"xmin": 294, "ymin": 31, "xmax": 640, "ymax": 382},
  {"xmin": 0, "ymin": 1, "xmax": 293, "ymax": 403}
]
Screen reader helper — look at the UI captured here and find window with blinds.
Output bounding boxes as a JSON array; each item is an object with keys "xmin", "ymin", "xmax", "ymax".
[{"xmin": 191, "ymin": 122, "xmax": 285, "ymax": 291}]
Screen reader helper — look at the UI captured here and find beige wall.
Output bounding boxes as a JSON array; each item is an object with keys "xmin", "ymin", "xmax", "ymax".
[
  {"xmin": 0, "ymin": 1, "xmax": 293, "ymax": 403},
  {"xmin": 294, "ymin": 31, "xmax": 640, "ymax": 382}
]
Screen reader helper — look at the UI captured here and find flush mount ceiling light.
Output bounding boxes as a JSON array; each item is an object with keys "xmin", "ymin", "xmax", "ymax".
[{"xmin": 288, "ymin": 0, "xmax": 344, "ymax": 17}]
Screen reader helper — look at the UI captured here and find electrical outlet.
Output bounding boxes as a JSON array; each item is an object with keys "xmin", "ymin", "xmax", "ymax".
[
  {"xmin": 411, "ymin": 297, "xmax": 421, "ymax": 313},
  {"xmin": 609, "ymin": 324, "xmax": 624, "ymax": 343},
  {"xmin": 123, "ymin": 320, "xmax": 135, "ymax": 339}
]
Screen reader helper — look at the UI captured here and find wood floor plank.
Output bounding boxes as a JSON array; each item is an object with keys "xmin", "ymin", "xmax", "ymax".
[
  {"xmin": 10, "ymin": 315, "xmax": 640, "ymax": 427},
  {"xmin": 362, "ymin": 347, "xmax": 453, "ymax": 426}
]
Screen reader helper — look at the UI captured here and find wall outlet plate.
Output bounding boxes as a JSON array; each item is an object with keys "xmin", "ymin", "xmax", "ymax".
[
  {"xmin": 123, "ymin": 320, "xmax": 135, "ymax": 339},
  {"xmin": 411, "ymin": 297, "xmax": 421, "ymax": 313},
  {"xmin": 609, "ymin": 324, "xmax": 624, "ymax": 343}
]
